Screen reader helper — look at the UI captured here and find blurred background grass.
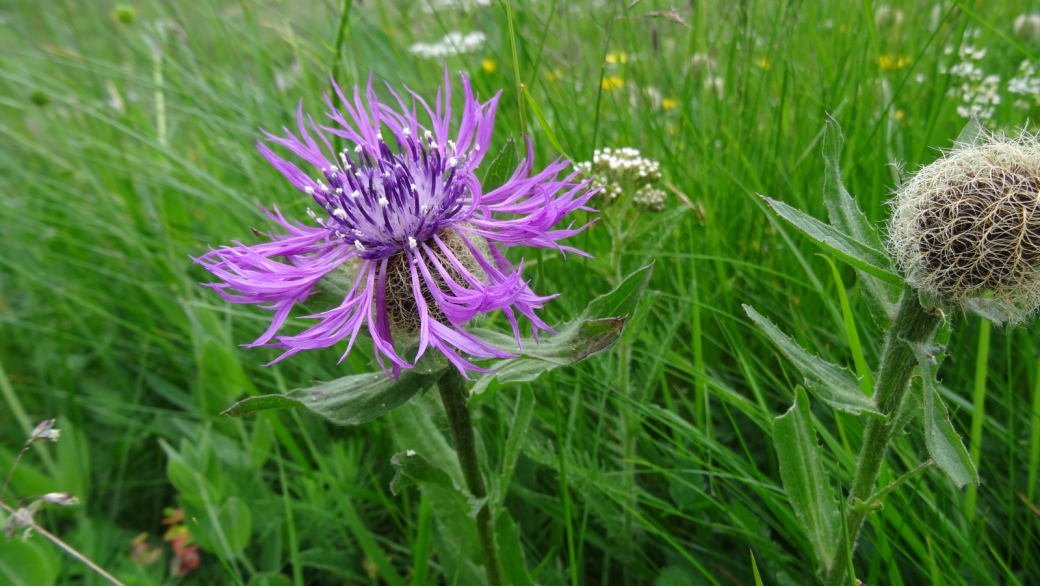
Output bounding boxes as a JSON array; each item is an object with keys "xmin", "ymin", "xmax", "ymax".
[{"xmin": 1, "ymin": 0, "xmax": 1039, "ymax": 584}]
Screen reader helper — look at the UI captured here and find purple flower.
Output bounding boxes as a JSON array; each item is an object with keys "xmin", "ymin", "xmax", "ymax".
[{"xmin": 195, "ymin": 71, "xmax": 596, "ymax": 377}]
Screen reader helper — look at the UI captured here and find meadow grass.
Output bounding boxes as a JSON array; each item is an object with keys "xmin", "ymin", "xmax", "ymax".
[{"xmin": 1, "ymin": 0, "xmax": 1039, "ymax": 584}]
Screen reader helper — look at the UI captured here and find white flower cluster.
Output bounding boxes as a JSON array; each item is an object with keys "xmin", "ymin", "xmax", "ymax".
[
  {"xmin": 632, "ymin": 185, "xmax": 667, "ymax": 212},
  {"xmin": 943, "ymin": 39, "xmax": 1001, "ymax": 119},
  {"xmin": 1009, "ymin": 60, "xmax": 1040, "ymax": 109},
  {"xmin": 574, "ymin": 147, "xmax": 665, "ymax": 211},
  {"xmin": 409, "ymin": 31, "xmax": 486, "ymax": 59}
]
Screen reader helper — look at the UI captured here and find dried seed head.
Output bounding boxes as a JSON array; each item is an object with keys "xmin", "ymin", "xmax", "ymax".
[{"xmin": 888, "ymin": 129, "xmax": 1040, "ymax": 323}]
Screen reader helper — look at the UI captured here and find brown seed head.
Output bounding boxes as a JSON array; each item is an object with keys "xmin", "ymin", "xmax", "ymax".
[{"xmin": 888, "ymin": 130, "xmax": 1040, "ymax": 323}]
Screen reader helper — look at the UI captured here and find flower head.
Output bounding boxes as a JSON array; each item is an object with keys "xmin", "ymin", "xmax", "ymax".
[
  {"xmin": 888, "ymin": 128, "xmax": 1040, "ymax": 323},
  {"xmin": 196, "ymin": 71, "xmax": 595, "ymax": 376}
]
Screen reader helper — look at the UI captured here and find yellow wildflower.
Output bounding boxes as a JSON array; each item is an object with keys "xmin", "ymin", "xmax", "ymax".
[
  {"xmin": 605, "ymin": 52, "xmax": 628, "ymax": 64},
  {"xmin": 482, "ymin": 58, "xmax": 496, "ymax": 73},
  {"xmin": 757, "ymin": 58, "xmax": 772, "ymax": 70},
  {"xmin": 662, "ymin": 98, "xmax": 677, "ymax": 110},
  {"xmin": 879, "ymin": 54, "xmax": 912, "ymax": 71},
  {"xmin": 546, "ymin": 69, "xmax": 563, "ymax": 82},
  {"xmin": 601, "ymin": 76, "xmax": 623, "ymax": 90}
]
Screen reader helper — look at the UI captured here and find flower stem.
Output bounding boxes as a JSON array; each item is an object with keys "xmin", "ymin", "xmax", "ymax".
[
  {"xmin": 824, "ymin": 289, "xmax": 942, "ymax": 586},
  {"xmin": 436, "ymin": 369, "xmax": 502, "ymax": 586}
]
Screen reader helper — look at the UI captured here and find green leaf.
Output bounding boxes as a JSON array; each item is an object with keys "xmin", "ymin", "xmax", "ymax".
[
  {"xmin": 821, "ymin": 119, "xmax": 899, "ymax": 327},
  {"xmin": 389, "ymin": 401, "xmax": 485, "ymax": 583},
  {"xmin": 470, "ymin": 264, "xmax": 653, "ymax": 398},
  {"xmin": 389, "ymin": 450, "xmax": 456, "ymax": 495},
  {"xmin": 222, "ymin": 369, "xmax": 443, "ymax": 426},
  {"xmin": 909, "ymin": 344, "xmax": 979, "ymax": 488},
  {"xmin": 499, "ymin": 387, "xmax": 535, "ymax": 500},
  {"xmin": 764, "ymin": 196, "xmax": 902, "ymax": 285},
  {"xmin": 585, "ymin": 263, "xmax": 654, "ymax": 320},
  {"xmin": 219, "ymin": 497, "xmax": 253, "ymax": 555},
  {"xmin": 494, "ymin": 509, "xmax": 534, "ymax": 586},
  {"xmin": 0, "ymin": 537, "xmax": 59, "ymax": 586},
  {"xmin": 522, "ymin": 86, "xmax": 566, "ymax": 156},
  {"xmin": 483, "ymin": 138, "xmax": 520, "ymax": 192},
  {"xmin": 744, "ymin": 305, "xmax": 879, "ymax": 415},
  {"xmin": 773, "ymin": 387, "xmax": 841, "ymax": 573}
]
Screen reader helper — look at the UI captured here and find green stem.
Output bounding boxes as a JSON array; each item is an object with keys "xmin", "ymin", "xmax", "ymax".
[
  {"xmin": 436, "ymin": 370, "xmax": 502, "ymax": 586},
  {"xmin": 823, "ymin": 289, "xmax": 942, "ymax": 586}
]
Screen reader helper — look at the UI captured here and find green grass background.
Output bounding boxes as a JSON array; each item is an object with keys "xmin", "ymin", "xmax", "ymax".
[{"xmin": 1, "ymin": 0, "xmax": 1039, "ymax": 584}]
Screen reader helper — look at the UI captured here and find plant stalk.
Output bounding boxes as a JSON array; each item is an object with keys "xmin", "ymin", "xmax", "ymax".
[
  {"xmin": 436, "ymin": 370, "xmax": 502, "ymax": 586},
  {"xmin": 823, "ymin": 289, "xmax": 942, "ymax": 586}
]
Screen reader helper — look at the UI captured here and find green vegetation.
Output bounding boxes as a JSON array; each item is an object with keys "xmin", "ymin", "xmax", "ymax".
[{"xmin": 1, "ymin": 0, "xmax": 1039, "ymax": 584}]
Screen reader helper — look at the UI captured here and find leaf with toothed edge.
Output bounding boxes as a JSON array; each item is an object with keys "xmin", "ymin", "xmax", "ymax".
[
  {"xmin": 764, "ymin": 196, "xmax": 903, "ymax": 285},
  {"xmin": 773, "ymin": 387, "xmax": 841, "ymax": 573},
  {"xmin": 821, "ymin": 119, "xmax": 899, "ymax": 328},
  {"xmin": 908, "ymin": 341, "xmax": 979, "ymax": 488},
  {"xmin": 468, "ymin": 263, "xmax": 654, "ymax": 399},
  {"xmin": 744, "ymin": 304, "xmax": 880, "ymax": 415}
]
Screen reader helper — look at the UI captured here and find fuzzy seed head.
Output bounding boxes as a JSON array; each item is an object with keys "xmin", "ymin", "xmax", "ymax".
[{"xmin": 888, "ymin": 130, "xmax": 1040, "ymax": 323}]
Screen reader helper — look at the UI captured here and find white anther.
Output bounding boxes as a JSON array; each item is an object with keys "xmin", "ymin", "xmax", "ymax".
[
  {"xmin": 448, "ymin": 157, "xmax": 457, "ymax": 168},
  {"xmin": 378, "ymin": 196, "xmax": 389, "ymax": 207},
  {"xmin": 429, "ymin": 141, "xmax": 439, "ymax": 149},
  {"xmin": 354, "ymin": 240, "xmax": 365, "ymax": 251},
  {"xmin": 376, "ymin": 132, "xmax": 384, "ymax": 141},
  {"xmin": 408, "ymin": 236, "xmax": 417, "ymax": 249},
  {"xmin": 353, "ymin": 229, "xmax": 363, "ymax": 236},
  {"xmin": 423, "ymin": 130, "xmax": 433, "ymax": 139},
  {"xmin": 321, "ymin": 185, "xmax": 331, "ymax": 192},
  {"xmin": 403, "ymin": 128, "xmax": 411, "ymax": 137},
  {"xmin": 383, "ymin": 171, "xmax": 390, "ymax": 178},
  {"xmin": 335, "ymin": 188, "xmax": 343, "ymax": 194},
  {"xmin": 307, "ymin": 208, "xmax": 317, "ymax": 220},
  {"xmin": 354, "ymin": 144, "xmax": 363, "ymax": 153},
  {"xmin": 305, "ymin": 186, "xmax": 315, "ymax": 195},
  {"xmin": 473, "ymin": 143, "xmax": 480, "ymax": 151},
  {"xmin": 394, "ymin": 162, "xmax": 401, "ymax": 168},
  {"xmin": 321, "ymin": 167, "xmax": 327, "ymax": 173},
  {"xmin": 351, "ymin": 190, "xmax": 360, "ymax": 198},
  {"xmin": 410, "ymin": 184, "xmax": 418, "ymax": 192},
  {"xmin": 333, "ymin": 208, "xmax": 348, "ymax": 220}
]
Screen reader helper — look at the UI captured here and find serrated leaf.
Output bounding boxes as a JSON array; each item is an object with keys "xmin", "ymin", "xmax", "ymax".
[
  {"xmin": 773, "ymin": 387, "xmax": 841, "ymax": 573},
  {"xmin": 765, "ymin": 196, "xmax": 903, "ymax": 285},
  {"xmin": 909, "ymin": 343, "xmax": 979, "ymax": 488},
  {"xmin": 744, "ymin": 305, "xmax": 879, "ymax": 415},
  {"xmin": 482, "ymin": 138, "xmax": 519, "ymax": 192},
  {"xmin": 469, "ymin": 264, "xmax": 653, "ymax": 398},
  {"xmin": 822, "ymin": 119, "xmax": 899, "ymax": 327},
  {"xmin": 222, "ymin": 369, "xmax": 442, "ymax": 426}
]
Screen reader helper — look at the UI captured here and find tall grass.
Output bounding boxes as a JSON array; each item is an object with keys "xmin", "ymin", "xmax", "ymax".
[{"xmin": 1, "ymin": 0, "xmax": 1038, "ymax": 584}]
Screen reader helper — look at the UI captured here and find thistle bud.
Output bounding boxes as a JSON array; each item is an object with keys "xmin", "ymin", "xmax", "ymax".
[{"xmin": 888, "ymin": 128, "xmax": 1040, "ymax": 323}]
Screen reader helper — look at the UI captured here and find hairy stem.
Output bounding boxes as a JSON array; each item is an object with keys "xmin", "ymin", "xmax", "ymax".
[
  {"xmin": 436, "ymin": 370, "xmax": 502, "ymax": 586},
  {"xmin": 824, "ymin": 289, "xmax": 942, "ymax": 586}
]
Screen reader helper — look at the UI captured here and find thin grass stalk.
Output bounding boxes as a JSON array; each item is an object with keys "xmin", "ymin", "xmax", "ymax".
[{"xmin": 823, "ymin": 289, "xmax": 942, "ymax": 586}]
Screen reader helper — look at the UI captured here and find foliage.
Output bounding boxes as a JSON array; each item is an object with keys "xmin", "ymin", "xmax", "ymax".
[{"xmin": 1, "ymin": 1, "xmax": 1039, "ymax": 584}]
